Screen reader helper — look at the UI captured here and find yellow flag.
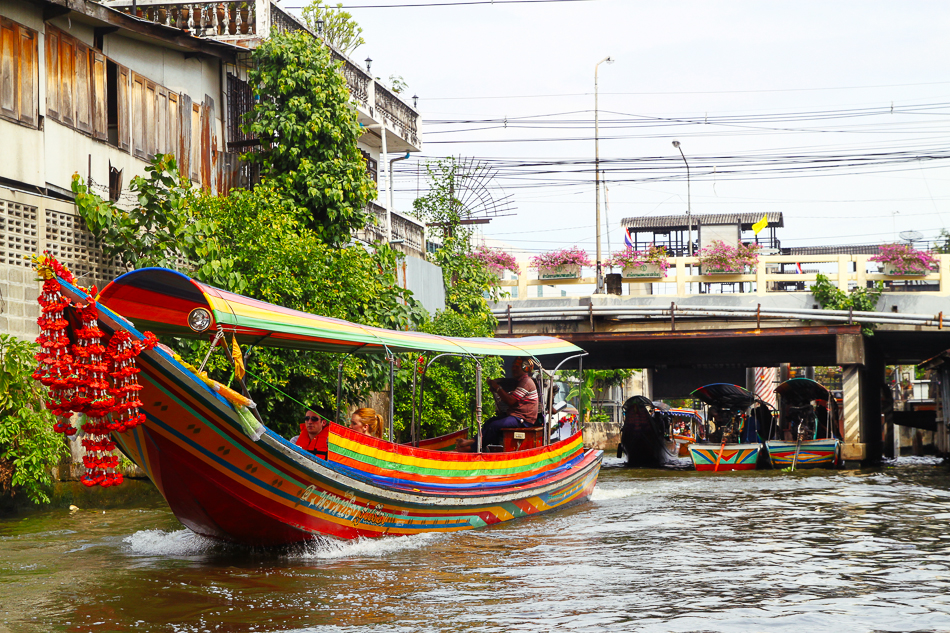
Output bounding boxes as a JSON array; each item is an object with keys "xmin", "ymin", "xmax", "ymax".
[
  {"xmin": 231, "ymin": 335, "xmax": 245, "ymax": 381},
  {"xmin": 752, "ymin": 214, "xmax": 769, "ymax": 235}
]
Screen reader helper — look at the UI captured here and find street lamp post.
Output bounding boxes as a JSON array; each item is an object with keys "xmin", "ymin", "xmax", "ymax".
[
  {"xmin": 672, "ymin": 140, "xmax": 692, "ymax": 256},
  {"xmin": 594, "ymin": 55, "xmax": 614, "ymax": 293}
]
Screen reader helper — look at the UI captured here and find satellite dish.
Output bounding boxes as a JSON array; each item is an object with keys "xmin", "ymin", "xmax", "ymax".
[{"xmin": 899, "ymin": 230, "xmax": 923, "ymax": 242}]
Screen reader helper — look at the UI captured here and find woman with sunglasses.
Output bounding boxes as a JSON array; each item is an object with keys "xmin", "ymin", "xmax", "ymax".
[{"xmin": 295, "ymin": 410, "xmax": 329, "ymax": 459}]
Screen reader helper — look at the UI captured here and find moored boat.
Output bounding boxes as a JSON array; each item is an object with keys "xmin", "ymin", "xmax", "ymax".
[
  {"xmin": 618, "ymin": 396, "xmax": 679, "ymax": 466},
  {"xmin": 688, "ymin": 383, "xmax": 773, "ymax": 472},
  {"xmin": 36, "ymin": 266, "xmax": 603, "ymax": 546},
  {"xmin": 767, "ymin": 378, "xmax": 842, "ymax": 469}
]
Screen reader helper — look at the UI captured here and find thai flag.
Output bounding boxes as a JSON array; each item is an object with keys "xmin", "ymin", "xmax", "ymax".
[
  {"xmin": 796, "ymin": 262, "xmax": 804, "ymax": 274},
  {"xmin": 624, "ymin": 229, "xmax": 633, "ymax": 249}
]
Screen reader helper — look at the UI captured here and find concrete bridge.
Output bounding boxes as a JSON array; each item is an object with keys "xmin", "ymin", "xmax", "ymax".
[{"xmin": 491, "ymin": 253, "xmax": 950, "ymax": 466}]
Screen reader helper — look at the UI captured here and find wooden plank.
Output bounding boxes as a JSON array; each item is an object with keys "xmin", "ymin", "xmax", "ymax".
[
  {"xmin": 0, "ymin": 18, "xmax": 16, "ymax": 121},
  {"xmin": 17, "ymin": 25, "xmax": 36, "ymax": 126},
  {"xmin": 45, "ymin": 28, "xmax": 60, "ymax": 120},
  {"xmin": 90, "ymin": 49, "xmax": 107, "ymax": 140},
  {"xmin": 117, "ymin": 64, "xmax": 130, "ymax": 152},
  {"xmin": 131, "ymin": 72, "xmax": 146, "ymax": 159},
  {"xmin": 59, "ymin": 35, "xmax": 75, "ymax": 127},
  {"xmin": 75, "ymin": 42, "xmax": 92, "ymax": 133}
]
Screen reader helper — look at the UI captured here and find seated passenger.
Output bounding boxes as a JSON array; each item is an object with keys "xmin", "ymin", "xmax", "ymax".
[
  {"xmin": 458, "ymin": 357, "xmax": 539, "ymax": 452},
  {"xmin": 295, "ymin": 410, "xmax": 329, "ymax": 459},
  {"xmin": 351, "ymin": 407, "xmax": 385, "ymax": 439}
]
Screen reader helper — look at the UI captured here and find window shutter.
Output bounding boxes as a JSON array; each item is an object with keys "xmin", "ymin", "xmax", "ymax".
[
  {"xmin": 156, "ymin": 87, "xmax": 167, "ymax": 158},
  {"xmin": 0, "ymin": 19, "xmax": 16, "ymax": 121},
  {"xmin": 18, "ymin": 25, "xmax": 36, "ymax": 126},
  {"xmin": 179, "ymin": 92, "xmax": 192, "ymax": 177},
  {"xmin": 45, "ymin": 28, "xmax": 60, "ymax": 121},
  {"xmin": 75, "ymin": 42, "xmax": 92, "ymax": 133},
  {"xmin": 145, "ymin": 79, "xmax": 157, "ymax": 159},
  {"xmin": 131, "ymin": 72, "xmax": 146, "ymax": 159},
  {"xmin": 167, "ymin": 91, "xmax": 180, "ymax": 160},
  {"xmin": 117, "ymin": 64, "xmax": 130, "ymax": 152},
  {"xmin": 190, "ymin": 101, "xmax": 201, "ymax": 181},
  {"xmin": 90, "ymin": 49, "xmax": 107, "ymax": 140},
  {"xmin": 59, "ymin": 35, "xmax": 75, "ymax": 127}
]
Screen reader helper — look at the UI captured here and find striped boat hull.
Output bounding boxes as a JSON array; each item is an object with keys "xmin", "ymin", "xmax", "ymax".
[
  {"xmin": 688, "ymin": 443, "xmax": 762, "ymax": 471},
  {"xmin": 65, "ymin": 283, "xmax": 602, "ymax": 546},
  {"xmin": 766, "ymin": 439, "xmax": 841, "ymax": 468}
]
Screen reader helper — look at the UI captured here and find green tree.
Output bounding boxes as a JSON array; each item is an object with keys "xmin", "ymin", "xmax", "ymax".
[
  {"xmin": 810, "ymin": 273, "xmax": 883, "ymax": 336},
  {"xmin": 301, "ymin": 0, "xmax": 365, "ymax": 55},
  {"xmin": 243, "ymin": 30, "xmax": 376, "ymax": 246},
  {"xmin": 0, "ymin": 334, "xmax": 65, "ymax": 505}
]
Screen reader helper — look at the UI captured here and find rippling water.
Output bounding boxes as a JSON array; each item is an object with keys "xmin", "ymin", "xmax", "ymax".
[{"xmin": 2, "ymin": 457, "xmax": 949, "ymax": 632}]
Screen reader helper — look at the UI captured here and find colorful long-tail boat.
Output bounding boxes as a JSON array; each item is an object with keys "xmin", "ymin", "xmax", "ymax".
[
  {"xmin": 767, "ymin": 378, "xmax": 842, "ymax": 469},
  {"xmin": 687, "ymin": 383, "xmax": 772, "ymax": 472},
  {"xmin": 37, "ymin": 266, "xmax": 602, "ymax": 546}
]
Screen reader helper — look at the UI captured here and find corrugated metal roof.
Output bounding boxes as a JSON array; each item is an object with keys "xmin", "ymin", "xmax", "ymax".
[
  {"xmin": 622, "ymin": 212, "xmax": 784, "ymax": 231},
  {"xmin": 785, "ymin": 244, "xmax": 883, "ymax": 256}
]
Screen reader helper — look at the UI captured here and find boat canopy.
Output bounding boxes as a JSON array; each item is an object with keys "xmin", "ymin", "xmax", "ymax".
[
  {"xmin": 691, "ymin": 383, "xmax": 760, "ymax": 409},
  {"xmin": 774, "ymin": 378, "xmax": 831, "ymax": 405},
  {"xmin": 96, "ymin": 268, "xmax": 583, "ymax": 358}
]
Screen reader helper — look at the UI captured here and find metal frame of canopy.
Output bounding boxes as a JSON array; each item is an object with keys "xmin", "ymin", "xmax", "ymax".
[{"xmin": 97, "ymin": 268, "xmax": 587, "ymax": 450}]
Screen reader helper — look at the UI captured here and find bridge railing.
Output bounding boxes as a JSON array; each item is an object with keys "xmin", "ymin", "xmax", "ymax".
[{"xmin": 496, "ymin": 254, "xmax": 950, "ymax": 298}]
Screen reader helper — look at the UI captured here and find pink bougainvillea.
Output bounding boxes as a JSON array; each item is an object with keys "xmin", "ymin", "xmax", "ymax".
[
  {"xmin": 472, "ymin": 246, "xmax": 520, "ymax": 275},
  {"xmin": 607, "ymin": 244, "xmax": 669, "ymax": 273},
  {"xmin": 530, "ymin": 246, "xmax": 592, "ymax": 270},
  {"xmin": 697, "ymin": 240, "xmax": 760, "ymax": 275},
  {"xmin": 870, "ymin": 243, "xmax": 939, "ymax": 274}
]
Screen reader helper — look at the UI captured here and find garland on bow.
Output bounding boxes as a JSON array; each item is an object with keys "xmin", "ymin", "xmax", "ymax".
[{"xmin": 31, "ymin": 253, "xmax": 158, "ymax": 487}]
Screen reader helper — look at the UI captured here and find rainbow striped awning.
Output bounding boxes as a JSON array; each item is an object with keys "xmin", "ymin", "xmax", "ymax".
[{"xmin": 97, "ymin": 268, "xmax": 582, "ymax": 358}]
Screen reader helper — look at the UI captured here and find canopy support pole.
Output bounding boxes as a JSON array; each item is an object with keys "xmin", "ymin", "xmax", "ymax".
[
  {"xmin": 475, "ymin": 361, "xmax": 483, "ymax": 454},
  {"xmin": 386, "ymin": 347, "xmax": 395, "ymax": 442},
  {"xmin": 550, "ymin": 353, "xmax": 588, "ymax": 442},
  {"xmin": 335, "ymin": 359, "xmax": 345, "ymax": 425},
  {"xmin": 411, "ymin": 354, "xmax": 419, "ymax": 447}
]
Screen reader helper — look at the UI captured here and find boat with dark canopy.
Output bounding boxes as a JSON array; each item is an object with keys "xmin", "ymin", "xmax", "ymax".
[
  {"xmin": 617, "ymin": 398, "xmax": 701, "ymax": 466},
  {"xmin": 34, "ymin": 265, "xmax": 603, "ymax": 546},
  {"xmin": 766, "ymin": 378, "xmax": 842, "ymax": 469},
  {"xmin": 688, "ymin": 383, "xmax": 772, "ymax": 471}
]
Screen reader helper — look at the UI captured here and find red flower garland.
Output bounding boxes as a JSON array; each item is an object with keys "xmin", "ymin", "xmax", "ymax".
[{"xmin": 32, "ymin": 254, "xmax": 159, "ymax": 488}]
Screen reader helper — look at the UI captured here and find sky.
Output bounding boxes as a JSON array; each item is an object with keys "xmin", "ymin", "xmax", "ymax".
[{"xmin": 286, "ymin": 0, "xmax": 950, "ymax": 258}]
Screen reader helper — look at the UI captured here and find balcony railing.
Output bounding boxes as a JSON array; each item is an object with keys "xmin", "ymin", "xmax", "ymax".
[
  {"xmin": 356, "ymin": 202, "xmax": 425, "ymax": 256},
  {"xmin": 331, "ymin": 50, "xmax": 371, "ymax": 109},
  {"xmin": 112, "ymin": 1, "xmax": 258, "ymax": 37},
  {"xmin": 375, "ymin": 84, "xmax": 420, "ymax": 149}
]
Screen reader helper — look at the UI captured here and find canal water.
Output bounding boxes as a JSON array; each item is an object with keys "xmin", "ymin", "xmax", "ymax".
[{"xmin": 2, "ymin": 457, "xmax": 949, "ymax": 633}]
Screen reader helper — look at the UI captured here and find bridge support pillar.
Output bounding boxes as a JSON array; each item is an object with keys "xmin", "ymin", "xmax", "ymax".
[
  {"xmin": 841, "ymin": 365, "xmax": 865, "ymax": 467},
  {"xmin": 838, "ymin": 332, "xmax": 866, "ymax": 467}
]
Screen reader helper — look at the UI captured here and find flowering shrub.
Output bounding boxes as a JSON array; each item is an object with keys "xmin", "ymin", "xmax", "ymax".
[
  {"xmin": 471, "ymin": 246, "xmax": 520, "ymax": 275},
  {"xmin": 530, "ymin": 246, "xmax": 592, "ymax": 270},
  {"xmin": 697, "ymin": 240, "xmax": 759, "ymax": 274},
  {"xmin": 608, "ymin": 244, "xmax": 669, "ymax": 274},
  {"xmin": 870, "ymin": 243, "xmax": 939, "ymax": 274}
]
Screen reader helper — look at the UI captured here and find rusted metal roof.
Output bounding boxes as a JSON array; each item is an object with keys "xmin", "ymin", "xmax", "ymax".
[{"xmin": 622, "ymin": 212, "xmax": 784, "ymax": 231}]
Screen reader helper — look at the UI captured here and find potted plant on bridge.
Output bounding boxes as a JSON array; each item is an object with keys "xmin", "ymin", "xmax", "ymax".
[
  {"xmin": 472, "ymin": 246, "xmax": 520, "ymax": 278},
  {"xmin": 870, "ymin": 243, "xmax": 939, "ymax": 276},
  {"xmin": 530, "ymin": 247, "xmax": 591, "ymax": 280},
  {"xmin": 698, "ymin": 240, "xmax": 760, "ymax": 275},
  {"xmin": 609, "ymin": 244, "xmax": 669, "ymax": 278}
]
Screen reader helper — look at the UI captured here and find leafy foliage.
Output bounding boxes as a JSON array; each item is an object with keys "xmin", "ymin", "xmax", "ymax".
[
  {"xmin": 389, "ymin": 75, "xmax": 408, "ymax": 95},
  {"xmin": 0, "ymin": 334, "xmax": 64, "ymax": 504},
  {"xmin": 810, "ymin": 273, "xmax": 883, "ymax": 336},
  {"xmin": 301, "ymin": 0, "xmax": 365, "ymax": 55},
  {"xmin": 565, "ymin": 369, "xmax": 634, "ymax": 419},
  {"xmin": 243, "ymin": 30, "xmax": 376, "ymax": 246}
]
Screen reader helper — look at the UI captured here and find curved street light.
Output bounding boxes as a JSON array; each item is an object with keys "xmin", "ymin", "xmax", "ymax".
[
  {"xmin": 594, "ymin": 55, "xmax": 614, "ymax": 293},
  {"xmin": 672, "ymin": 140, "xmax": 692, "ymax": 256}
]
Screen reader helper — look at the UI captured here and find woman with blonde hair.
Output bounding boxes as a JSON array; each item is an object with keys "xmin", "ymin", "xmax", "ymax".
[{"xmin": 351, "ymin": 407, "xmax": 385, "ymax": 439}]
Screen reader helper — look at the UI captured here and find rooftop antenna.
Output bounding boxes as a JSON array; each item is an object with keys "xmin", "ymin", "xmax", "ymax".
[{"xmin": 899, "ymin": 230, "xmax": 923, "ymax": 244}]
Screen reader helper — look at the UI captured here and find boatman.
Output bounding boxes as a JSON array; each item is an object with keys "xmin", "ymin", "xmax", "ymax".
[
  {"xmin": 458, "ymin": 357, "xmax": 539, "ymax": 451},
  {"xmin": 295, "ymin": 410, "xmax": 329, "ymax": 459}
]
